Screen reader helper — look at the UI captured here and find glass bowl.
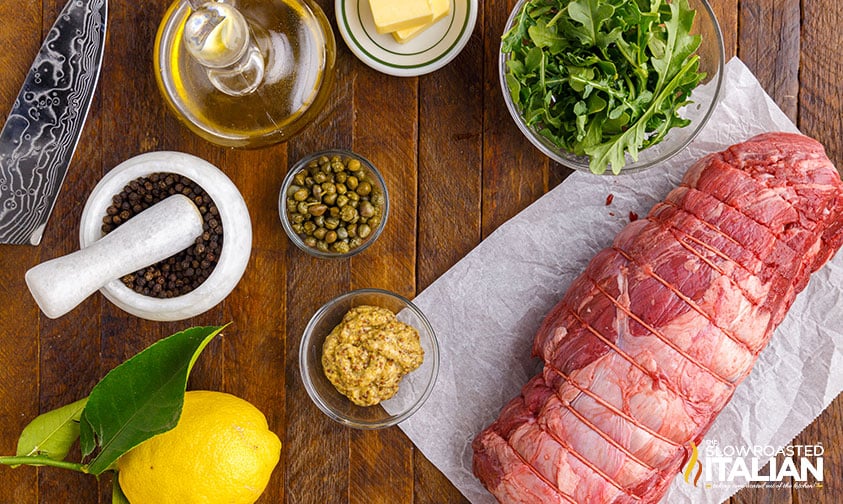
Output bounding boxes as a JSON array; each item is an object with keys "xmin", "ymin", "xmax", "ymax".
[
  {"xmin": 279, "ymin": 150, "xmax": 389, "ymax": 258},
  {"xmin": 299, "ymin": 289, "xmax": 440, "ymax": 429},
  {"xmin": 499, "ymin": 0, "xmax": 725, "ymax": 174}
]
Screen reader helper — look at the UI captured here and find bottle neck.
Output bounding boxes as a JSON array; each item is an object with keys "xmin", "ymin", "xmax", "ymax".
[{"xmin": 182, "ymin": 1, "xmax": 265, "ymax": 96}]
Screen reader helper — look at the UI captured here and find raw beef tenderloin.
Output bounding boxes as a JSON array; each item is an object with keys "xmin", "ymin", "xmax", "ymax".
[{"xmin": 472, "ymin": 133, "xmax": 843, "ymax": 503}]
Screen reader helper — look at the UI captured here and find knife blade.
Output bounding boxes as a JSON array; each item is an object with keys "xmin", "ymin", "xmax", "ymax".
[{"xmin": 0, "ymin": 0, "xmax": 107, "ymax": 245}]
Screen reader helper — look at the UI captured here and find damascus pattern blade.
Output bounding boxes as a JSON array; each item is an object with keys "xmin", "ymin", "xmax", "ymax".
[{"xmin": 0, "ymin": 0, "xmax": 107, "ymax": 245}]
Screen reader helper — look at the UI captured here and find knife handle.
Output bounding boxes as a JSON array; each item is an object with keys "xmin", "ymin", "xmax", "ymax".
[{"xmin": 25, "ymin": 194, "xmax": 205, "ymax": 319}]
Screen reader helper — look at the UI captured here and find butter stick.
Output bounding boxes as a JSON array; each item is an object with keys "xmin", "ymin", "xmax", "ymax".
[
  {"xmin": 392, "ymin": 0, "xmax": 450, "ymax": 43},
  {"xmin": 369, "ymin": 0, "xmax": 434, "ymax": 34}
]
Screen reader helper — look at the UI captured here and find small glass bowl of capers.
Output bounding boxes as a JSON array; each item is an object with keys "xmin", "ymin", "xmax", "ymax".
[{"xmin": 279, "ymin": 150, "xmax": 389, "ymax": 258}]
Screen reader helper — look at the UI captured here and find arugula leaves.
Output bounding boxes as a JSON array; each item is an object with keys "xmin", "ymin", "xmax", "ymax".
[{"xmin": 502, "ymin": 0, "xmax": 705, "ymax": 174}]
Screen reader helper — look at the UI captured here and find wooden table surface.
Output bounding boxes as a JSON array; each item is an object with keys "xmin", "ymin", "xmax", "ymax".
[{"xmin": 1, "ymin": 0, "xmax": 841, "ymax": 502}]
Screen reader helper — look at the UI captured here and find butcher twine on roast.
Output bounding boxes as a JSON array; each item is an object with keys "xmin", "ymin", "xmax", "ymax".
[{"xmin": 472, "ymin": 132, "xmax": 843, "ymax": 504}]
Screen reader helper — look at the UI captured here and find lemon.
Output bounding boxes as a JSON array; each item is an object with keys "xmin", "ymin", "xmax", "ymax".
[{"xmin": 117, "ymin": 390, "xmax": 281, "ymax": 504}]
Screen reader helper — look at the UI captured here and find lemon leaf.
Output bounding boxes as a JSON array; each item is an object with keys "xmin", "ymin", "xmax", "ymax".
[
  {"xmin": 15, "ymin": 397, "xmax": 88, "ymax": 462},
  {"xmin": 112, "ymin": 473, "xmax": 130, "ymax": 504},
  {"xmin": 79, "ymin": 324, "xmax": 228, "ymax": 475}
]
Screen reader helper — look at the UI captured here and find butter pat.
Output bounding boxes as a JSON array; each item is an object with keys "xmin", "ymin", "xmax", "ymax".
[
  {"xmin": 369, "ymin": 0, "xmax": 434, "ymax": 34},
  {"xmin": 392, "ymin": 0, "xmax": 450, "ymax": 43}
]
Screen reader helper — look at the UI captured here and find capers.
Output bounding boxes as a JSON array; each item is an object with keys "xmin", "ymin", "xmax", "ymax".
[
  {"xmin": 333, "ymin": 241, "xmax": 350, "ymax": 254},
  {"xmin": 293, "ymin": 188, "xmax": 309, "ymax": 201},
  {"xmin": 340, "ymin": 205, "xmax": 357, "ymax": 222},
  {"xmin": 308, "ymin": 204, "xmax": 328, "ymax": 217},
  {"xmin": 284, "ymin": 153, "xmax": 385, "ymax": 255},
  {"xmin": 359, "ymin": 201, "xmax": 375, "ymax": 218},
  {"xmin": 371, "ymin": 192, "xmax": 385, "ymax": 206}
]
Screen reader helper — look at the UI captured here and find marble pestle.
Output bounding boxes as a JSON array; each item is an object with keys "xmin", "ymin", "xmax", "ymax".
[{"xmin": 25, "ymin": 194, "xmax": 204, "ymax": 319}]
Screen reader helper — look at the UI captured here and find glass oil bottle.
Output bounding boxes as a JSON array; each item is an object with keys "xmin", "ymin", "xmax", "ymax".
[{"xmin": 154, "ymin": 0, "xmax": 336, "ymax": 147}]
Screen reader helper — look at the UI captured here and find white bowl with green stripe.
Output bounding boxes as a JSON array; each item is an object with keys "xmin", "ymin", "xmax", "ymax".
[{"xmin": 336, "ymin": 0, "xmax": 478, "ymax": 77}]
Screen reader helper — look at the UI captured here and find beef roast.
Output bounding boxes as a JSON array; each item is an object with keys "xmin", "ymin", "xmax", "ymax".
[{"xmin": 472, "ymin": 133, "xmax": 843, "ymax": 503}]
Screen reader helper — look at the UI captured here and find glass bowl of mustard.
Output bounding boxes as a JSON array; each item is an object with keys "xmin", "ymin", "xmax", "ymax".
[{"xmin": 299, "ymin": 288, "xmax": 439, "ymax": 429}]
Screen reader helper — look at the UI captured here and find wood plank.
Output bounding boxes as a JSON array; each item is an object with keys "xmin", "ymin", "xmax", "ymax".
[
  {"xmin": 482, "ymin": 0, "xmax": 562, "ymax": 237},
  {"xmin": 417, "ymin": 23, "xmax": 484, "ymax": 289},
  {"xmin": 283, "ymin": 253, "xmax": 349, "ymax": 504},
  {"xmin": 793, "ymin": 395, "xmax": 841, "ymax": 503},
  {"xmin": 349, "ymin": 71, "xmax": 418, "ymax": 297},
  {"xmin": 413, "ymin": 8, "xmax": 485, "ymax": 504},
  {"xmin": 792, "ymin": 3, "xmax": 843, "ymax": 501},
  {"xmin": 714, "ymin": 0, "xmax": 739, "ymax": 60},
  {"xmin": 799, "ymin": 0, "xmax": 843, "ymax": 166},
  {"xmin": 283, "ymin": 5, "xmax": 353, "ymax": 498},
  {"xmin": 223, "ymin": 144, "xmax": 289, "ymax": 504},
  {"xmin": 347, "ymin": 60, "xmax": 418, "ymax": 504},
  {"xmin": 35, "ymin": 0, "xmax": 102, "ymax": 496},
  {"xmin": 0, "ymin": 1, "xmax": 42, "ymax": 502},
  {"xmin": 737, "ymin": 0, "xmax": 800, "ymax": 122},
  {"xmin": 90, "ymin": 0, "xmax": 202, "ymax": 501}
]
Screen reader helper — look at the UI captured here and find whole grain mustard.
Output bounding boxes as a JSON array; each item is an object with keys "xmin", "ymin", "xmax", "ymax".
[{"xmin": 322, "ymin": 305, "xmax": 424, "ymax": 406}]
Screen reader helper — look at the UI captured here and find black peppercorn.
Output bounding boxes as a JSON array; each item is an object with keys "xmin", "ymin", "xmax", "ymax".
[{"xmin": 102, "ymin": 172, "xmax": 223, "ymax": 298}]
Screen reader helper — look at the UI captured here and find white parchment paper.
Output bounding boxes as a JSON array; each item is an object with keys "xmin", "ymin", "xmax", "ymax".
[{"xmin": 386, "ymin": 58, "xmax": 843, "ymax": 503}]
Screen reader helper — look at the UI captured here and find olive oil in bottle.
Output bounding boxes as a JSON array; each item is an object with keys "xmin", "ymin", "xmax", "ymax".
[{"xmin": 154, "ymin": 0, "xmax": 336, "ymax": 148}]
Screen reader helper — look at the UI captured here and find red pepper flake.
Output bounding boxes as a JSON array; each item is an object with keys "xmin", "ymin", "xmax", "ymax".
[
  {"xmin": 608, "ymin": 212, "xmax": 615, "ymax": 217},
  {"xmin": 605, "ymin": 193, "xmax": 614, "ymax": 206},
  {"xmin": 629, "ymin": 211, "xmax": 639, "ymax": 222}
]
